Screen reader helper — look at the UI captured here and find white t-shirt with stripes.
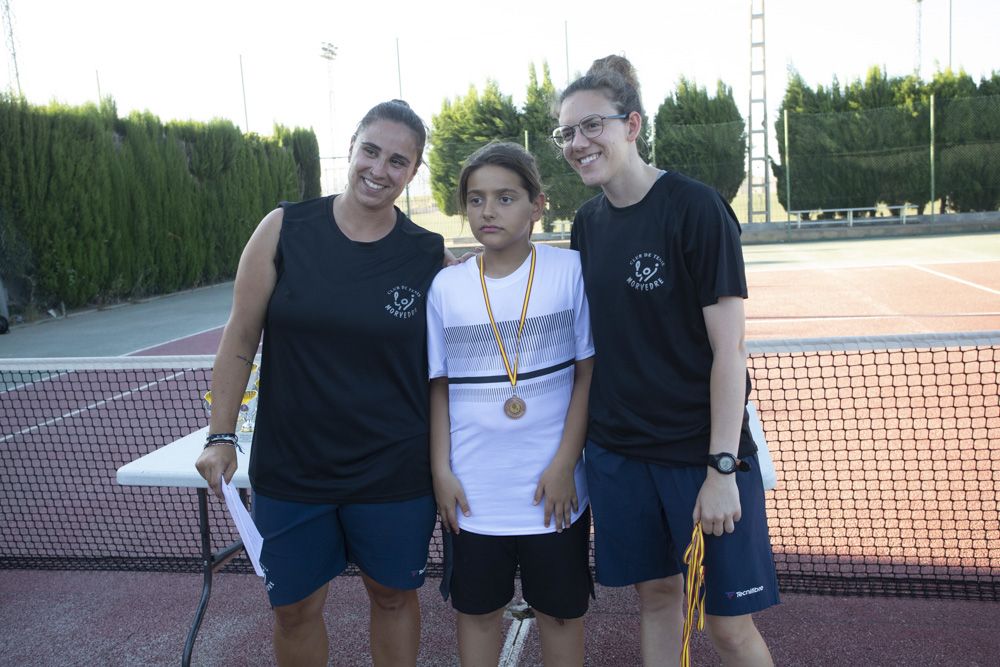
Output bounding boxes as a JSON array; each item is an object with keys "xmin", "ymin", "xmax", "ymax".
[{"xmin": 427, "ymin": 243, "xmax": 594, "ymax": 535}]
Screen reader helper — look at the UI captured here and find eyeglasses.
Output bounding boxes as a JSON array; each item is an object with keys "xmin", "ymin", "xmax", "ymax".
[{"xmin": 550, "ymin": 113, "xmax": 628, "ymax": 148}]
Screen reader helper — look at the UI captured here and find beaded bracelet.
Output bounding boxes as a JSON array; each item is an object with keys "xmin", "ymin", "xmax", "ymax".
[{"xmin": 204, "ymin": 432, "xmax": 244, "ymax": 454}]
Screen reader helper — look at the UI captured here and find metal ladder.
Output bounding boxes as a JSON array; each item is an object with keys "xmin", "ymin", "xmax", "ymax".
[{"xmin": 747, "ymin": 0, "xmax": 771, "ymax": 224}]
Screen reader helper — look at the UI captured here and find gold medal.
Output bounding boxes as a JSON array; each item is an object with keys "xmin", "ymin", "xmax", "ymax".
[
  {"xmin": 504, "ymin": 396, "xmax": 527, "ymax": 419},
  {"xmin": 480, "ymin": 245, "xmax": 536, "ymax": 420}
]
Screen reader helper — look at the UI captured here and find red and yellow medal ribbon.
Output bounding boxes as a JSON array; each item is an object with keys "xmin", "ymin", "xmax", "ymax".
[
  {"xmin": 478, "ymin": 245, "xmax": 536, "ymax": 393},
  {"xmin": 681, "ymin": 521, "xmax": 706, "ymax": 667}
]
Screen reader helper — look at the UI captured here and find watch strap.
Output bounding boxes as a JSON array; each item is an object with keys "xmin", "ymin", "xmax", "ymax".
[{"xmin": 706, "ymin": 453, "xmax": 751, "ymax": 474}]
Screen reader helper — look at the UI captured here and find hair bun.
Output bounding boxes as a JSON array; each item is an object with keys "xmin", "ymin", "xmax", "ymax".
[
  {"xmin": 587, "ymin": 55, "xmax": 640, "ymax": 93},
  {"xmin": 389, "ymin": 99, "xmax": 411, "ymax": 109}
]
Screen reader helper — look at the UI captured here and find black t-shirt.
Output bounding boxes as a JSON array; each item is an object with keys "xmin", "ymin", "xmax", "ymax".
[
  {"xmin": 571, "ymin": 171, "xmax": 756, "ymax": 465},
  {"xmin": 250, "ymin": 195, "xmax": 444, "ymax": 502}
]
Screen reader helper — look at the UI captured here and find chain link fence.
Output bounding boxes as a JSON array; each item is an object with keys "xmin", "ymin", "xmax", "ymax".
[{"xmin": 777, "ymin": 94, "xmax": 1000, "ymax": 218}]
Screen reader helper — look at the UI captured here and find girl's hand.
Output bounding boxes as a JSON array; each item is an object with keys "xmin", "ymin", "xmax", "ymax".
[
  {"xmin": 433, "ymin": 469, "xmax": 470, "ymax": 534},
  {"xmin": 534, "ymin": 462, "xmax": 578, "ymax": 532}
]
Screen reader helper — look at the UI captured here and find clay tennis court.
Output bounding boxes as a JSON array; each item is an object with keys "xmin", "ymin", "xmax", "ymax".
[
  {"xmin": 745, "ymin": 254, "xmax": 1000, "ymax": 339},
  {"xmin": 125, "ymin": 232, "xmax": 1000, "ymax": 355},
  {"xmin": 2, "ymin": 232, "xmax": 999, "ymax": 665}
]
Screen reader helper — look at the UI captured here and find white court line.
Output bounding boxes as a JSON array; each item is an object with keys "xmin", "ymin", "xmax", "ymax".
[
  {"xmin": 1, "ymin": 369, "xmax": 190, "ymax": 444},
  {"xmin": 123, "ymin": 324, "xmax": 226, "ymax": 356},
  {"xmin": 499, "ymin": 617, "xmax": 533, "ymax": 667},
  {"xmin": 748, "ymin": 312, "xmax": 1000, "ymax": 324},
  {"xmin": 908, "ymin": 264, "xmax": 1000, "ymax": 296},
  {"xmin": 747, "ymin": 258, "xmax": 1000, "ymax": 273},
  {"xmin": 0, "ymin": 369, "xmax": 67, "ymax": 396}
]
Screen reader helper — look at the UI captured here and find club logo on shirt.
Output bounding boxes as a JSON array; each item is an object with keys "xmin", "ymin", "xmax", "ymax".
[
  {"xmin": 385, "ymin": 285, "xmax": 422, "ymax": 319},
  {"xmin": 626, "ymin": 252, "xmax": 666, "ymax": 292}
]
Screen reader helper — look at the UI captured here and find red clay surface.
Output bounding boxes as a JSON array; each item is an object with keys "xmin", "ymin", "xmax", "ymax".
[
  {"xmin": 131, "ymin": 327, "xmax": 228, "ymax": 356},
  {"xmin": 4, "ymin": 571, "xmax": 999, "ymax": 666},
  {"xmin": 745, "ymin": 260, "xmax": 1000, "ymax": 339},
  {"xmin": 5, "ymin": 244, "xmax": 1000, "ymax": 665},
  {"xmin": 131, "ymin": 257, "xmax": 1000, "ymax": 355}
]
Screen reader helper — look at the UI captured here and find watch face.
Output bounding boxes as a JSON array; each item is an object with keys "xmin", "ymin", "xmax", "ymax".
[{"xmin": 711, "ymin": 454, "xmax": 737, "ymax": 473}]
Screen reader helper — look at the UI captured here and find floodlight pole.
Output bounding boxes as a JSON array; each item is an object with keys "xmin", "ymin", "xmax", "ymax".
[
  {"xmin": 1, "ymin": 0, "xmax": 23, "ymax": 97},
  {"xmin": 564, "ymin": 21, "xmax": 570, "ymax": 85},
  {"xmin": 948, "ymin": 0, "xmax": 952, "ymax": 71},
  {"xmin": 396, "ymin": 38, "xmax": 412, "ymax": 217},
  {"xmin": 321, "ymin": 41, "xmax": 338, "ymax": 193},
  {"xmin": 239, "ymin": 55, "xmax": 249, "ymax": 133}
]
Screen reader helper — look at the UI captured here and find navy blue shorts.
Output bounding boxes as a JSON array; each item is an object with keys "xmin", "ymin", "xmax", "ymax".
[
  {"xmin": 252, "ymin": 492, "xmax": 436, "ymax": 607},
  {"xmin": 585, "ymin": 441, "xmax": 780, "ymax": 616}
]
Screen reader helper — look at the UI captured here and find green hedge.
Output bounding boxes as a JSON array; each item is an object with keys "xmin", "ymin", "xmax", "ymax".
[
  {"xmin": 772, "ymin": 68, "xmax": 1000, "ymax": 214},
  {"xmin": 0, "ymin": 96, "xmax": 320, "ymax": 311}
]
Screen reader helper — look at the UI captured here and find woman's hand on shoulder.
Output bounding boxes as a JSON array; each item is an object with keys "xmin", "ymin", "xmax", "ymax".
[{"xmin": 443, "ymin": 247, "xmax": 482, "ymax": 267}]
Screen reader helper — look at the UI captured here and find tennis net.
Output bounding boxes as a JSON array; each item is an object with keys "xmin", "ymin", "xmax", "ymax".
[{"xmin": 1, "ymin": 331, "xmax": 998, "ymax": 600}]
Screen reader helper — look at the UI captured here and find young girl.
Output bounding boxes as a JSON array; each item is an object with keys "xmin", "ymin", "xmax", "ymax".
[
  {"xmin": 555, "ymin": 55, "xmax": 777, "ymax": 665},
  {"xmin": 426, "ymin": 142, "xmax": 594, "ymax": 666}
]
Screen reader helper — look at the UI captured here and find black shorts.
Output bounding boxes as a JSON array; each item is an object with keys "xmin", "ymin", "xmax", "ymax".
[{"xmin": 448, "ymin": 507, "xmax": 593, "ymax": 619}]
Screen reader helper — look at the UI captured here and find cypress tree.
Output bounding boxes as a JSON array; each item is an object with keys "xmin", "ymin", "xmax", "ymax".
[
  {"xmin": 430, "ymin": 81, "xmax": 522, "ymax": 216},
  {"xmin": 654, "ymin": 78, "xmax": 746, "ymax": 202},
  {"xmin": 522, "ymin": 62, "xmax": 597, "ymax": 229}
]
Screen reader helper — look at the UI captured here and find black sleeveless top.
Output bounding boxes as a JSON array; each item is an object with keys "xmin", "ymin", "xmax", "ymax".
[{"xmin": 249, "ymin": 195, "xmax": 444, "ymax": 503}]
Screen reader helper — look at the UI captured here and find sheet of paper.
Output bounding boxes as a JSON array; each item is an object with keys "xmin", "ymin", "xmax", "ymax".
[{"xmin": 221, "ymin": 475, "xmax": 264, "ymax": 577}]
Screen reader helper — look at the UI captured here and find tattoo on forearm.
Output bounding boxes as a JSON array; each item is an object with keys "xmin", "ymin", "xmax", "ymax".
[{"xmin": 237, "ymin": 355, "xmax": 254, "ymax": 367}]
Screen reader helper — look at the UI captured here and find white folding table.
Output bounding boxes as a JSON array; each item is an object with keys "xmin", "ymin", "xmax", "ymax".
[{"xmin": 116, "ymin": 427, "xmax": 252, "ymax": 667}]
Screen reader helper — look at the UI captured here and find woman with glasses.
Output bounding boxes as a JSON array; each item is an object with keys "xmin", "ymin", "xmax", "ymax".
[{"xmin": 555, "ymin": 55, "xmax": 778, "ymax": 666}]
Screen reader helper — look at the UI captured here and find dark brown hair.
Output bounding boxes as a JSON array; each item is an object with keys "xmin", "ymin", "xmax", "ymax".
[
  {"xmin": 457, "ymin": 141, "xmax": 544, "ymax": 212},
  {"xmin": 559, "ymin": 54, "xmax": 644, "ymax": 117},
  {"xmin": 353, "ymin": 99, "xmax": 427, "ymax": 169}
]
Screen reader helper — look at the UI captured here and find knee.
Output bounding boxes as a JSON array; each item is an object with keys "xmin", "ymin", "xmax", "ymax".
[
  {"xmin": 365, "ymin": 580, "xmax": 416, "ymax": 614},
  {"xmin": 705, "ymin": 614, "xmax": 758, "ymax": 654},
  {"xmin": 534, "ymin": 610, "xmax": 581, "ymax": 630},
  {"xmin": 459, "ymin": 608, "xmax": 504, "ymax": 631},
  {"xmin": 635, "ymin": 575, "xmax": 684, "ymax": 614},
  {"xmin": 273, "ymin": 594, "xmax": 325, "ymax": 634}
]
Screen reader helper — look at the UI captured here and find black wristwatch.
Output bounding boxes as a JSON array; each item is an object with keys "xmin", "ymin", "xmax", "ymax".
[{"xmin": 706, "ymin": 453, "xmax": 750, "ymax": 474}]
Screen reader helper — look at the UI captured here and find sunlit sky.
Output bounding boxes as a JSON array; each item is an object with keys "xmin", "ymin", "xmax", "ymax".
[{"xmin": 3, "ymin": 0, "xmax": 997, "ymax": 168}]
